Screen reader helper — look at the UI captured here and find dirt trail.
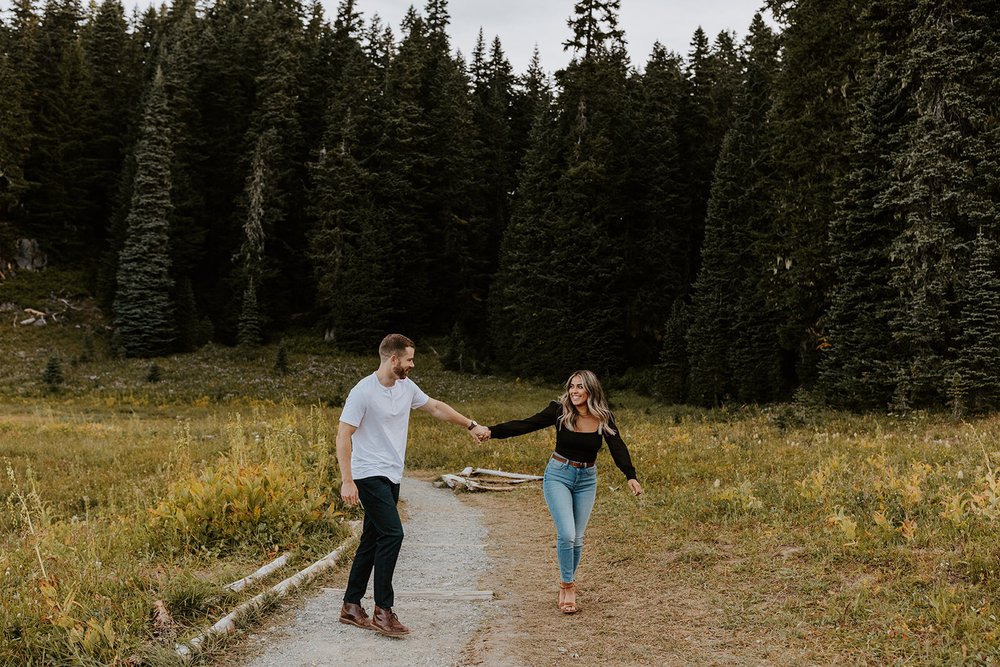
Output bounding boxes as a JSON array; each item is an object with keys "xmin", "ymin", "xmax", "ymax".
[
  {"xmin": 460, "ymin": 485, "xmax": 811, "ymax": 667},
  {"xmin": 234, "ymin": 476, "xmax": 491, "ymax": 666},
  {"xmin": 226, "ymin": 477, "xmax": 812, "ymax": 667}
]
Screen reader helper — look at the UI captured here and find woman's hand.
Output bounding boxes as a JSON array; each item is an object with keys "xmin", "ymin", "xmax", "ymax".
[{"xmin": 628, "ymin": 479, "xmax": 643, "ymax": 496}]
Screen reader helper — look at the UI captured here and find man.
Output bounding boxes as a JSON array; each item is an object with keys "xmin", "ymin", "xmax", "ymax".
[{"xmin": 336, "ymin": 333, "xmax": 490, "ymax": 637}]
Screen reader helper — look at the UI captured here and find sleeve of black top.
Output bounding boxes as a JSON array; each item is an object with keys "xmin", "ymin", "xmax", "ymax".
[
  {"xmin": 604, "ymin": 414, "xmax": 637, "ymax": 481},
  {"xmin": 487, "ymin": 401, "xmax": 560, "ymax": 439}
]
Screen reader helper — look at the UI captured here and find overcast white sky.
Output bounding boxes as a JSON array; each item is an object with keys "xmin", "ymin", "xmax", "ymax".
[
  {"xmin": 0, "ymin": 0, "xmax": 774, "ymax": 73},
  {"xmin": 349, "ymin": 0, "xmax": 775, "ymax": 72}
]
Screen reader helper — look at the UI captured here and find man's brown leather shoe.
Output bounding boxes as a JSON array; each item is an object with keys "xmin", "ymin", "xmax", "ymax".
[
  {"xmin": 339, "ymin": 602, "xmax": 372, "ymax": 629},
  {"xmin": 372, "ymin": 605, "xmax": 410, "ymax": 637}
]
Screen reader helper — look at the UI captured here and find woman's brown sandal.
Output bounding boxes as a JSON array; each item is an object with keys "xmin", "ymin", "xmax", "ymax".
[{"xmin": 559, "ymin": 582, "xmax": 578, "ymax": 614}]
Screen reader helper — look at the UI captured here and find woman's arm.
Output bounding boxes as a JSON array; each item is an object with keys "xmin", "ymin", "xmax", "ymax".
[
  {"xmin": 604, "ymin": 415, "xmax": 638, "ymax": 482},
  {"xmin": 487, "ymin": 401, "xmax": 561, "ymax": 439}
]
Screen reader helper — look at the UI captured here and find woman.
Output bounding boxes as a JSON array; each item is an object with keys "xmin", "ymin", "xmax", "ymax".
[{"xmin": 484, "ymin": 370, "xmax": 643, "ymax": 614}]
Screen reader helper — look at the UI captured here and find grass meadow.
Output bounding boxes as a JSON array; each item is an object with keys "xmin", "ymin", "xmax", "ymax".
[{"xmin": 3, "ymin": 284, "xmax": 1000, "ymax": 663}]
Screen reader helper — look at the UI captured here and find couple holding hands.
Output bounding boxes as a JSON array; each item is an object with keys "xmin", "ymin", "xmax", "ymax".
[{"xmin": 336, "ymin": 334, "xmax": 643, "ymax": 637}]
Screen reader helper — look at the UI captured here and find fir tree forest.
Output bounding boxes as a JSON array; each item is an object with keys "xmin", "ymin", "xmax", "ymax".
[{"xmin": 1, "ymin": 0, "xmax": 998, "ymax": 411}]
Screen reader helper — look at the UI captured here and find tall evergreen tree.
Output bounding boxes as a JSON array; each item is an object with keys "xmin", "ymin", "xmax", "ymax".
[
  {"xmin": 379, "ymin": 0, "xmax": 479, "ymax": 335},
  {"xmin": 492, "ymin": 0, "xmax": 630, "ymax": 377},
  {"xmin": 21, "ymin": 0, "xmax": 97, "ymax": 260},
  {"xmin": 819, "ymin": 0, "xmax": 913, "ymax": 408},
  {"xmin": 243, "ymin": 0, "xmax": 309, "ymax": 324},
  {"xmin": 625, "ymin": 43, "xmax": 687, "ymax": 362},
  {"xmin": 489, "ymin": 108, "xmax": 565, "ymax": 376},
  {"xmin": 465, "ymin": 34, "xmax": 516, "ymax": 348},
  {"xmin": 82, "ymin": 0, "xmax": 137, "ymax": 255},
  {"xmin": 885, "ymin": 0, "xmax": 995, "ymax": 408},
  {"xmin": 196, "ymin": 0, "xmax": 259, "ymax": 340},
  {"xmin": 0, "ymin": 31, "xmax": 31, "ymax": 222},
  {"xmin": 563, "ymin": 0, "xmax": 624, "ymax": 59},
  {"xmin": 236, "ymin": 134, "xmax": 267, "ymax": 347},
  {"xmin": 308, "ymin": 0, "xmax": 393, "ymax": 349},
  {"xmin": 764, "ymin": 0, "xmax": 867, "ymax": 389},
  {"xmin": 953, "ymin": 230, "xmax": 1000, "ymax": 413},
  {"xmin": 687, "ymin": 15, "xmax": 782, "ymax": 405},
  {"xmin": 673, "ymin": 28, "xmax": 716, "ymax": 288},
  {"xmin": 726, "ymin": 16, "xmax": 784, "ymax": 403},
  {"xmin": 113, "ymin": 68, "xmax": 175, "ymax": 357},
  {"xmin": 510, "ymin": 46, "xmax": 551, "ymax": 163}
]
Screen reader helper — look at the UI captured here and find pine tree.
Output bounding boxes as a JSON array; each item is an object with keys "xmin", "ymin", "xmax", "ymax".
[
  {"xmin": 236, "ymin": 134, "xmax": 267, "ymax": 347},
  {"xmin": 379, "ymin": 0, "xmax": 479, "ymax": 335},
  {"xmin": 886, "ymin": 0, "xmax": 995, "ymax": 408},
  {"xmin": 624, "ymin": 43, "xmax": 687, "ymax": 362},
  {"xmin": 21, "ymin": 0, "xmax": 97, "ymax": 259},
  {"xmin": 0, "ymin": 35, "xmax": 31, "ymax": 219},
  {"xmin": 82, "ymin": 0, "xmax": 138, "ymax": 255},
  {"xmin": 510, "ymin": 46, "xmax": 551, "ymax": 166},
  {"xmin": 113, "ymin": 68, "xmax": 176, "ymax": 358},
  {"xmin": 686, "ymin": 130, "xmax": 740, "ymax": 406},
  {"xmin": 196, "ymin": 0, "xmax": 260, "ymax": 341},
  {"xmin": 563, "ymin": 0, "xmax": 624, "ymax": 59},
  {"xmin": 242, "ymin": 0, "xmax": 310, "ymax": 325},
  {"xmin": 308, "ymin": 9, "xmax": 392, "ymax": 349},
  {"xmin": 42, "ymin": 355, "xmax": 64, "ymax": 391},
  {"xmin": 765, "ymin": 0, "xmax": 867, "ymax": 389},
  {"xmin": 491, "ymin": 0, "xmax": 630, "ymax": 377},
  {"xmin": 489, "ymin": 108, "xmax": 565, "ymax": 376},
  {"xmin": 819, "ymin": 0, "xmax": 913, "ymax": 409},
  {"xmin": 465, "ymin": 35, "xmax": 516, "ymax": 349},
  {"xmin": 725, "ymin": 16, "xmax": 784, "ymax": 403},
  {"xmin": 274, "ymin": 342, "xmax": 290, "ymax": 374},
  {"xmin": 687, "ymin": 14, "xmax": 782, "ymax": 405},
  {"xmin": 659, "ymin": 300, "xmax": 690, "ymax": 404},
  {"xmin": 160, "ymin": 2, "xmax": 211, "ymax": 348},
  {"xmin": 953, "ymin": 230, "xmax": 1000, "ymax": 413},
  {"xmin": 300, "ymin": 0, "xmax": 336, "ymax": 154},
  {"xmin": 674, "ymin": 28, "xmax": 716, "ymax": 288}
]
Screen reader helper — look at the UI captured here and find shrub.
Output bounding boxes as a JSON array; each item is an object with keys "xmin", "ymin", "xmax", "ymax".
[
  {"xmin": 149, "ymin": 460, "xmax": 343, "ymax": 555},
  {"xmin": 42, "ymin": 356, "xmax": 64, "ymax": 391},
  {"xmin": 146, "ymin": 363, "xmax": 162, "ymax": 383},
  {"xmin": 273, "ymin": 343, "xmax": 289, "ymax": 375}
]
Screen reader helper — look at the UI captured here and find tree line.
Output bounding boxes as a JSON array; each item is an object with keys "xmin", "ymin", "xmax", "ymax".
[{"xmin": 1, "ymin": 0, "xmax": 998, "ymax": 412}]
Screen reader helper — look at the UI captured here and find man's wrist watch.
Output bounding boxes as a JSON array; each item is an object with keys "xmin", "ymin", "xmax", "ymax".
[{"xmin": 467, "ymin": 420, "xmax": 478, "ymax": 430}]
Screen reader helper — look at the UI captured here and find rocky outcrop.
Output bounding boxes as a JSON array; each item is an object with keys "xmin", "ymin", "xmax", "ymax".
[
  {"xmin": 14, "ymin": 238, "xmax": 47, "ymax": 270},
  {"xmin": 0, "ymin": 238, "xmax": 47, "ymax": 280}
]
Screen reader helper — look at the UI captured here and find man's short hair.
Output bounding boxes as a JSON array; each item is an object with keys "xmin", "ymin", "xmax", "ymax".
[{"xmin": 379, "ymin": 333, "xmax": 415, "ymax": 360}]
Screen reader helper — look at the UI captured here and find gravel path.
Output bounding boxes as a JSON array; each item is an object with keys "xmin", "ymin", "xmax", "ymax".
[{"xmin": 239, "ymin": 477, "xmax": 491, "ymax": 667}]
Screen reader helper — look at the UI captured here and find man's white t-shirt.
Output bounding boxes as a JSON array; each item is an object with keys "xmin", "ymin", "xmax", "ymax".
[{"xmin": 340, "ymin": 372, "xmax": 430, "ymax": 484}]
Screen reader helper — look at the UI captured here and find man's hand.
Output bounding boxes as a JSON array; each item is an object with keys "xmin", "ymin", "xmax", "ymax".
[
  {"xmin": 628, "ymin": 479, "xmax": 643, "ymax": 496},
  {"xmin": 471, "ymin": 424, "xmax": 491, "ymax": 442},
  {"xmin": 341, "ymin": 480, "xmax": 359, "ymax": 506}
]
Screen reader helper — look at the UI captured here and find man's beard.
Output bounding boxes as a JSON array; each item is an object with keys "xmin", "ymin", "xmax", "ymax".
[{"xmin": 393, "ymin": 363, "xmax": 410, "ymax": 379}]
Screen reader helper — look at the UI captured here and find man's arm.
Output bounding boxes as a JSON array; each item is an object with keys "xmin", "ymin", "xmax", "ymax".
[
  {"xmin": 419, "ymin": 398, "xmax": 490, "ymax": 441},
  {"xmin": 336, "ymin": 422, "xmax": 359, "ymax": 505}
]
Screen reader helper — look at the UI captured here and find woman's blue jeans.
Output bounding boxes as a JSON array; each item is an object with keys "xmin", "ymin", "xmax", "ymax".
[{"xmin": 542, "ymin": 457, "xmax": 597, "ymax": 583}]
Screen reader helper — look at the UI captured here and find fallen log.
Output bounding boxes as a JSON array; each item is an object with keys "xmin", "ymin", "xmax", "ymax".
[
  {"xmin": 224, "ymin": 552, "xmax": 290, "ymax": 592},
  {"xmin": 436, "ymin": 467, "xmax": 543, "ymax": 492},
  {"xmin": 175, "ymin": 522, "xmax": 360, "ymax": 661}
]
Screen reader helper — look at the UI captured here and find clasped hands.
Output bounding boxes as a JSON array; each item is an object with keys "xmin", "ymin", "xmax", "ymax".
[{"xmin": 469, "ymin": 424, "xmax": 491, "ymax": 442}]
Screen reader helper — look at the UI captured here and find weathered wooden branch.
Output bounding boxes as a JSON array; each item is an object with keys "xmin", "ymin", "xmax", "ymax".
[
  {"xmin": 224, "ymin": 552, "xmax": 290, "ymax": 592},
  {"xmin": 175, "ymin": 523, "xmax": 360, "ymax": 661},
  {"xmin": 437, "ymin": 467, "xmax": 543, "ymax": 492}
]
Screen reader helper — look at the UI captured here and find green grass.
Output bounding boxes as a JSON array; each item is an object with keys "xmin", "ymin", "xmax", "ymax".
[{"xmin": 3, "ymin": 300, "xmax": 1000, "ymax": 663}]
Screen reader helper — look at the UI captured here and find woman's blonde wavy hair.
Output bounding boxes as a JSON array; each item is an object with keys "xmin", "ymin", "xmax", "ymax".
[{"xmin": 557, "ymin": 370, "xmax": 616, "ymax": 435}]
